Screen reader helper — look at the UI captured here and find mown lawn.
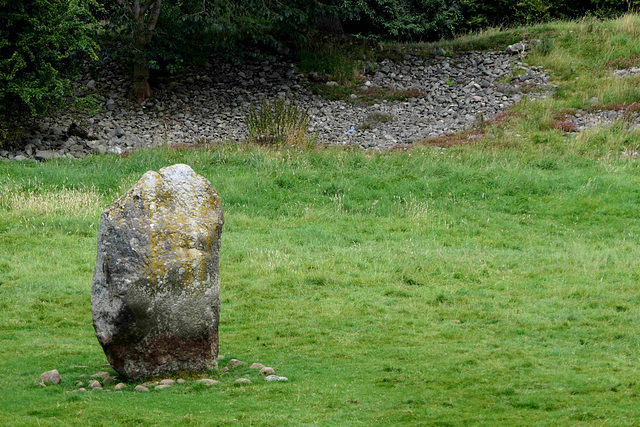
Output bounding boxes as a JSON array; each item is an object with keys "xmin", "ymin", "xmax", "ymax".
[{"xmin": 1, "ymin": 142, "xmax": 639, "ymax": 425}]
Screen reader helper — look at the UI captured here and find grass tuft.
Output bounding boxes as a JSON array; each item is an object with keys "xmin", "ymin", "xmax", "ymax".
[{"xmin": 243, "ymin": 98, "xmax": 312, "ymax": 147}]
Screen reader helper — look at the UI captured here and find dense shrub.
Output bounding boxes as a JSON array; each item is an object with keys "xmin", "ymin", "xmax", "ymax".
[{"xmin": 0, "ymin": 0, "xmax": 98, "ymax": 119}]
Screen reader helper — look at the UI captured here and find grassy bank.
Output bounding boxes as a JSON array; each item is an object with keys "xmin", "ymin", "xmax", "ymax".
[{"xmin": 2, "ymin": 13, "xmax": 640, "ymax": 426}]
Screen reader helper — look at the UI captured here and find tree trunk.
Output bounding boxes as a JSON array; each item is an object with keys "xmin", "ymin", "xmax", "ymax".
[
  {"xmin": 116, "ymin": 0, "xmax": 162, "ymax": 103},
  {"xmin": 317, "ymin": 13, "xmax": 344, "ymax": 34},
  {"xmin": 131, "ymin": 62, "xmax": 152, "ymax": 102}
]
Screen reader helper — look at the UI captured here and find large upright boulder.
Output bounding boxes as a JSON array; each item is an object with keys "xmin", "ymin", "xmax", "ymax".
[{"xmin": 91, "ymin": 164, "xmax": 224, "ymax": 380}]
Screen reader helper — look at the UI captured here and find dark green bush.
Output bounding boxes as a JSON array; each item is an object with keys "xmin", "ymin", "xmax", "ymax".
[{"xmin": 0, "ymin": 0, "xmax": 98, "ymax": 119}]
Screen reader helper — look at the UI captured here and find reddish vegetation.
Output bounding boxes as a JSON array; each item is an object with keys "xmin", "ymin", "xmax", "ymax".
[
  {"xmin": 597, "ymin": 102, "xmax": 640, "ymax": 113},
  {"xmin": 550, "ymin": 119, "xmax": 578, "ymax": 132},
  {"xmin": 403, "ymin": 109, "xmax": 518, "ymax": 149},
  {"xmin": 606, "ymin": 54, "xmax": 640, "ymax": 69}
]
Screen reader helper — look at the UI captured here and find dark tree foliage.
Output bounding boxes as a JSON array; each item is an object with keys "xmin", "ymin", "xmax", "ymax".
[
  {"xmin": 339, "ymin": 0, "xmax": 462, "ymax": 41},
  {"xmin": 0, "ymin": 0, "xmax": 98, "ymax": 119},
  {"xmin": 459, "ymin": 0, "xmax": 639, "ymax": 31}
]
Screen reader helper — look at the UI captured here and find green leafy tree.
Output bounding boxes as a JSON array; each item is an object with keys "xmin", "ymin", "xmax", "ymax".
[
  {"xmin": 0, "ymin": 0, "xmax": 98, "ymax": 119},
  {"xmin": 113, "ymin": 0, "xmax": 162, "ymax": 101}
]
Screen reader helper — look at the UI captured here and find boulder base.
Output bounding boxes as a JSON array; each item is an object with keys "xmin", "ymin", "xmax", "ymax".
[{"xmin": 91, "ymin": 164, "xmax": 224, "ymax": 380}]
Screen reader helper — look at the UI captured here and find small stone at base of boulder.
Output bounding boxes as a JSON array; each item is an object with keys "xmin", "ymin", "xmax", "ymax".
[
  {"xmin": 228, "ymin": 359, "xmax": 246, "ymax": 368},
  {"xmin": 264, "ymin": 375, "xmax": 288, "ymax": 382},
  {"xmin": 91, "ymin": 372, "xmax": 110, "ymax": 379},
  {"xmin": 234, "ymin": 378, "xmax": 252, "ymax": 384},
  {"xmin": 249, "ymin": 363, "xmax": 265, "ymax": 369},
  {"xmin": 196, "ymin": 379, "xmax": 219, "ymax": 386},
  {"xmin": 114, "ymin": 383, "xmax": 127, "ymax": 390},
  {"xmin": 159, "ymin": 379, "xmax": 175, "ymax": 385},
  {"xmin": 39, "ymin": 369, "xmax": 62, "ymax": 384},
  {"xmin": 259, "ymin": 367, "xmax": 275, "ymax": 376},
  {"xmin": 134, "ymin": 385, "xmax": 150, "ymax": 392},
  {"xmin": 89, "ymin": 380, "xmax": 102, "ymax": 389}
]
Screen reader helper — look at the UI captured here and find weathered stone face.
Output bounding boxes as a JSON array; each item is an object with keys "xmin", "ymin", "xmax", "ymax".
[{"xmin": 91, "ymin": 164, "xmax": 223, "ymax": 381}]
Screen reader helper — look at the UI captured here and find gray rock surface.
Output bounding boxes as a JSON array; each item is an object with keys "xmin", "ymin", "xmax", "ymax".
[
  {"xmin": 39, "ymin": 369, "xmax": 61, "ymax": 384},
  {"xmin": 91, "ymin": 164, "xmax": 224, "ymax": 381},
  {"xmin": 264, "ymin": 375, "xmax": 288, "ymax": 382},
  {"xmin": 259, "ymin": 367, "xmax": 275, "ymax": 376},
  {"xmin": 196, "ymin": 379, "xmax": 219, "ymax": 386}
]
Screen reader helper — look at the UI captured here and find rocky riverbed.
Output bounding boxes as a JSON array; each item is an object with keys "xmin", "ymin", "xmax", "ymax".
[{"xmin": 2, "ymin": 43, "xmax": 553, "ymax": 161}]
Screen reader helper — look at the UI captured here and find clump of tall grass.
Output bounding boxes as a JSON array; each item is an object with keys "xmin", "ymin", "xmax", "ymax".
[{"xmin": 244, "ymin": 98, "xmax": 312, "ymax": 147}]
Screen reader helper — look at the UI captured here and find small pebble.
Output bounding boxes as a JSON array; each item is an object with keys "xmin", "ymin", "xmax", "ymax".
[
  {"xmin": 89, "ymin": 380, "xmax": 102, "ymax": 389},
  {"xmin": 234, "ymin": 378, "xmax": 252, "ymax": 384},
  {"xmin": 155, "ymin": 384, "xmax": 172, "ymax": 390},
  {"xmin": 39, "ymin": 369, "xmax": 61, "ymax": 384},
  {"xmin": 260, "ymin": 367, "xmax": 275, "ymax": 376},
  {"xmin": 250, "ymin": 363, "xmax": 265, "ymax": 369},
  {"xmin": 196, "ymin": 379, "xmax": 219, "ymax": 386},
  {"xmin": 91, "ymin": 372, "xmax": 110, "ymax": 379},
  {"xmin": 265, "ymin": 375, "xmax": 288, "ymax": 382},
  {"xmin": 228, "ymin": 359, "xmax": 246, "ymax": 368},
  {"xmin": 114, "ymin": 383, "xmax": 127, "ymax": 390},
  {"xmin": 159, "ymin": 379, "xmax": 175, "ymax": 385},
  {"xmin": 176, "ymin": 379, "xmax": 186, "ymax": 384},
  {"xmin": 134, "ymin": 385, "xmax": 149, "ymax": 392}
]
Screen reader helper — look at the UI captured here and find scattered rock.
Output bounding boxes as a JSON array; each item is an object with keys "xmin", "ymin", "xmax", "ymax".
[
  {"xmin": 264, "ymin": 375, "xmax": 288, "ymax": 382},
  {"xmin": 71, "ymin": 388, "xmax": 88, "ymax": 392},
  {"xmin": 196, "ymin": 379, "xmax": 219, "ymax": 386},
  {"xmin": 159, "ymin": 379, "xmax": 175, "ymax": 385},
  {"xmin": 220, "ymin": 367, "xmax": 229, "ymax": 372},
  {"xmin": 91, "ymin": 164, "xmax": 224, "ymax": 381},
  {"xmin": 249, "ymin": 363, "xmax": 265, "ymax": 370},
  {"xmin": 228, "ymin": 359, "xmax": 246, "ymax": 368},
  {"xmin": 505, "ymin": 42, "xmax": 527, "ymax": 55},
  {"xmin": 88, "ymin": 380, "xmax": 103, "ymax": 390},
  {"xmin": 326, "ymin": 81, "xmax": 339, "ymax": 87},
  {"xmin": 434, "ymin": 48, "xmax": 447, "ymax": 56},
  {"xmin": 114, "ymin": 383, "xmax": 127, "ymax": 390},
  {"xmin": 134, "ymin": 385, "xmax": 150, "ymax": 392},
  {"xmin": 155, "ymin": 384, "xmax": 172, "ymax": 390},
  {"xmin": 91, "ymin": 372, "xmax": 111, "ymax": 380},
  {"xmin": 176, "ymin": 379, "xmax": 186, "ymax": 384},
  {"xmin": 34, "ymin": 150, "xmax": 59, "ymax": 161},
  {"xmin": 259, "ymin": 367, "xmax": 275, "ymax": 376},
  {"xmin": 76, "ymin": 381, "xmax": 84, "ymax": 387},
  {"xmin": 39, "ymin": 369, "xmax": 61, "ymax": 384},
  {"xmin": 234, "ymin": 378, "xmax": 252, "ymax": 384}
]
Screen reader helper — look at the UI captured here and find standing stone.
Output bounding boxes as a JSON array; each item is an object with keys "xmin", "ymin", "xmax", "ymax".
[{"xmin": 91, "ymin": 164, "xmax": 224, "ymax": 381}]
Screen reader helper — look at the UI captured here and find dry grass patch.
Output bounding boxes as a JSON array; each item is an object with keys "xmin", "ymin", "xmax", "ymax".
[{"xmin": 3, "ymin": 185, "xmax": 102, "ymax": 219}]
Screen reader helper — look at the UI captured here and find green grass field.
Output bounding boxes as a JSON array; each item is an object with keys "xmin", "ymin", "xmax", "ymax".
[{"xmin": 2, "ymin": 13, "xmax": 640, "ymax": 426}]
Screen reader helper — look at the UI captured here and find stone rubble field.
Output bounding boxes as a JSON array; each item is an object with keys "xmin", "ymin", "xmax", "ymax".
[{"xmin": 2, "ymin": 43, "xmax": 554, "ymax": 161}]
